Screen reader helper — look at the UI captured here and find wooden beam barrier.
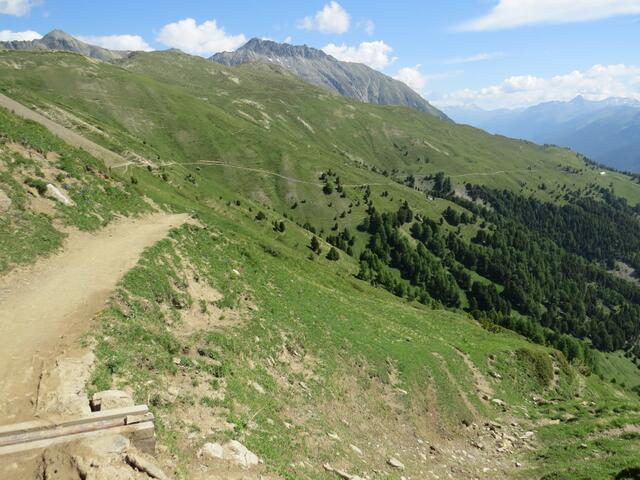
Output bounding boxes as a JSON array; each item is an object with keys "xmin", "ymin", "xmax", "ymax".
[{"xmin": 0, "ymin": 405, "xmax": 155, "ymax": 455}]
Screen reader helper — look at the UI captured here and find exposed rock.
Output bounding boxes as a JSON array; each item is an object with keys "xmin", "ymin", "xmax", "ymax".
[
  {"xmin": 249, "ymin": 381, "xmax": 265, "ymax": 394},
  {"xmin": 37, "ymin": 350, "xmax": 95, "ymax": 417},
  {"xmin": 226, "ymin": 440, "xmax": 259, "ymax": 468},
  {"xmin": 46, "ymin": 183, "xmax": 74, "ymax": 206},
  {"xmin": 327, "ymin": 432, "xmax": 341, "ymax": 441},
  {"xmin": 91, "ymin": 390, "xmax": 134, "ymax": 411},
  {"xmin": 323, "ymin": 464, "xmax": 363, "ymax": 480},
  {"xmin": 387, "ymin": 457, "xmax": 405, "ymax": 470},
  {"xmin": 0, "ymin": 189, "xmax": 11, "ymax": 212},
  {"xmin": 124, "ymin": 453, "xmax": 170, "ymax": 480},
  {"xmin": 199, "ymin": 442, "xmax": 224, "ymax": 460},
  {"xmin": 349, "ymin": 444, "xmax": 363, "ymax": 455},
  {"xmin": 491, "ymin": 398, "xmax": 506, "ymax": 407},
  {"xmin": 200, "ymin": 440, "xmax": 260, "ymax": 468}
]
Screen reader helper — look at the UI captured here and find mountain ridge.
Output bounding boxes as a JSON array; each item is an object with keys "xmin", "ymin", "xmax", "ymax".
[
  {"xmin": 0, "ymin": 29, "xmax": 131, "ymax": 61},
  {"xmin": 211, "ymin": 38, "xmax": 449, "ymax": 120}
]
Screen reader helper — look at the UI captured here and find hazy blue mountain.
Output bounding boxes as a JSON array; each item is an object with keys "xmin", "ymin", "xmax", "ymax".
[
  {"xmin": 445, "ymin": 96, "xmax": 640, "ymax": 172},
  {"xmin": 211, "ymin": 38, "xmax": 449, "ymax": 120}
]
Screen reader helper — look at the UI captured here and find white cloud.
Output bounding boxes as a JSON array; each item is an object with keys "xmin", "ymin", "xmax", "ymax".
[
  {"xmin": 0, "ymin": 0, "xmax": 37, "ymax": 16},
  {"xmin": 156, "ymin": 18, "xmax": 246, "ymax": 56},
  {"xmin": 446, "ymin": 51, "xmax": 505, "ymax": 64},
  {"xmin": 322, "ymin": 40, "xmax": 396, "ymax": 70},
  {"xmin": 436, "ymin": 64, "xmax": 640, "ymax": 109},
  {"xmin": 298, "ymin": 1, "xmax": 350, "ymax": 34},
  {"xmin": 458, "ymin": 0, "xmax": 640, "ymax": 31},
  {"xmin": 393, "ymin": 65, "xmax": 428, "ymax": 93},
  {"xmin": 284, "ymin": 36, "xmax": 292, "ymax": 44},
  {"xmin": 0, "ymin": 29, "xmax": 41, "ymax": 41},
  {"xmin": 77, "ymin": 34, "xmax": 152, "ymax": 52}
]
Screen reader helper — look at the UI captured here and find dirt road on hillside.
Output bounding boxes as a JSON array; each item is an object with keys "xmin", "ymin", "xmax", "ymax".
[
  {"xmin": 0, "ymin": 213, "xmax": 188, "ymax": 425},
  {"xmin": 0, "ymin": 92, "xmax": 124, "ymax": 167}
]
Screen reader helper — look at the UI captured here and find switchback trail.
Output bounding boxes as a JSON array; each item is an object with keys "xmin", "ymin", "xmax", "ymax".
[{"xmin": 0, "ymin": 213, "xmax": 189, "ymax": 425}]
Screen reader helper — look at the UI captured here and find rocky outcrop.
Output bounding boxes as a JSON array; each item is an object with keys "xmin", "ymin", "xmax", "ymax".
[
  {"xmin": 198, "ymin": 440, "xmax": 260, "ymax": 468},
  {"xmin": 211, "ymin": 38, "xmax": 449, "ymax": 120}
]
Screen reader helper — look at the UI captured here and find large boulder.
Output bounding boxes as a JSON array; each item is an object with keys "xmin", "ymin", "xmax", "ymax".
[
  {"xmin": 198, "ymin": 440, "xmax": 259, "ymax": 468},
  {"xmin": 226, "ymin": 440, "xmax": 259, "ymax": 468},
  {"xmin": 200, "ymin": 442, "xmax": 224, "ymax": 460}
]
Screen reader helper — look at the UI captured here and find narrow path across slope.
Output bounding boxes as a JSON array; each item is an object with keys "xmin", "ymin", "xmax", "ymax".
[
  {"xmin": 450, "ymin": 168, "xmax": 539, "ymax": 178},
  {"xmin": 113, "ymin": 160, "xmax": 390, "ymax": 187},
  {"xmin": 0, "ymin": 213, "xmax": 189, "ymax": 424},
  {"xmin": 0, "ymin": 92, "xmax": 124, "ymax": 167}
]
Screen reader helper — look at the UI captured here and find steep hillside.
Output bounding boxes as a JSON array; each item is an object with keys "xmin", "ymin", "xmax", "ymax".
[
  {"xmin": 212, "ymin": 38, "xmax": 449, "ymax": 120},
  {"xmin": 0, "ymin": 48, "xmax": 640, "ymax": 479},
  {"xmin": 2, "ymin": 50, "xmax": 638, "ymax": 207},
  {"xmin": 445, "ymin": 97, "xmax": 640, "ymax": 172},
  {"xmin": 1, "ymin": 103, "xmax": 639, "ymax": 480}
]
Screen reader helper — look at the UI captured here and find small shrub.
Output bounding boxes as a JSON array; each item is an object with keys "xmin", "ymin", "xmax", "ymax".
[
  {"xmin": 516, "ymin": 348, "xmax": 554, "ymax": 387},
  {"xmin": 24, "ymin": 177, "xmax": 47, "ymax": 196}
]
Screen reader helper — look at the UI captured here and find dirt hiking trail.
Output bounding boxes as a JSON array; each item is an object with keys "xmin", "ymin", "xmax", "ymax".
[
  {"xmin": 0, "ymin": 213, "xmax": 189, "ymax": 425},
  {"xmin": 0, "ymin": 92, "xmax": 127, "ymax": 168}
]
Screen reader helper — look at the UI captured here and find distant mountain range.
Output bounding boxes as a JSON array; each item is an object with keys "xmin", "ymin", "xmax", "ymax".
[
  {"xmin": 445, "ymin": 96, "xmax": 640, "ymax": 172},
  {"xmin": 211, "ymin": 38, "xmax": 449, "ymax": 120},
  {"xmin": 0, "ymin": 29, "xmax": 130, "ymax": 62}
]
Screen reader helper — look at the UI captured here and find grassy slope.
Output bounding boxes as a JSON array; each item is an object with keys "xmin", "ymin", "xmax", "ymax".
[
  {"xmin": 1, "ymin": 50, "xmax": 639, "ymax": 226},
  {"xmin": 91, "ymin": 169, "xmax": 640, "ymax": 479},
  {"xmin": 0, "ymin": 51, "xmax": 639, "ymax": 478}
]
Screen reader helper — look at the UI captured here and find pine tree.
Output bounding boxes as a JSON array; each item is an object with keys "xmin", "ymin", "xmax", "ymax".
[
  {"xmin": 310, "ymin": 236, "xmax": 321, "ymax": 254},
  {"xmin": 326, "ymin": 247, "xmax": 340, "ymax": 261}
]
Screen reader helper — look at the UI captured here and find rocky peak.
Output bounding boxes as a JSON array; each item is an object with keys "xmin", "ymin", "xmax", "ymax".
[
  {"xmin": 42, "ymin": 29, "xmax": 75, "ymax": 41},
  {"xmin": 211, "ymin": 38, "xmax": 449, "ymax": 120},
  {"xmin": 238, "ymin": 38, "xmax": 329, "ymax": 61}
]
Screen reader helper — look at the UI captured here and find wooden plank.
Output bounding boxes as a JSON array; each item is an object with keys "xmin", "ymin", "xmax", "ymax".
[
  {"xmin": 0, "ymin": 405, "xmax": 149, "ymax": 438},
  {"xmin": 0, "ymin": 421, "xmax": 154, "ymax": 456},
  {"xmin": 0, "ymin": 415, "xmax": 154, "ymax": 447},
  {"xmin": 0, "ymin": 419, "xmax": 51, "ymax": 438}
]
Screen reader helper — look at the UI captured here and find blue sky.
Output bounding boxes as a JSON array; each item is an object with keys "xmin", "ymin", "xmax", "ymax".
[{"xmin": 1, "ymin": 0, "xmax": 640, "ymax": 109}]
